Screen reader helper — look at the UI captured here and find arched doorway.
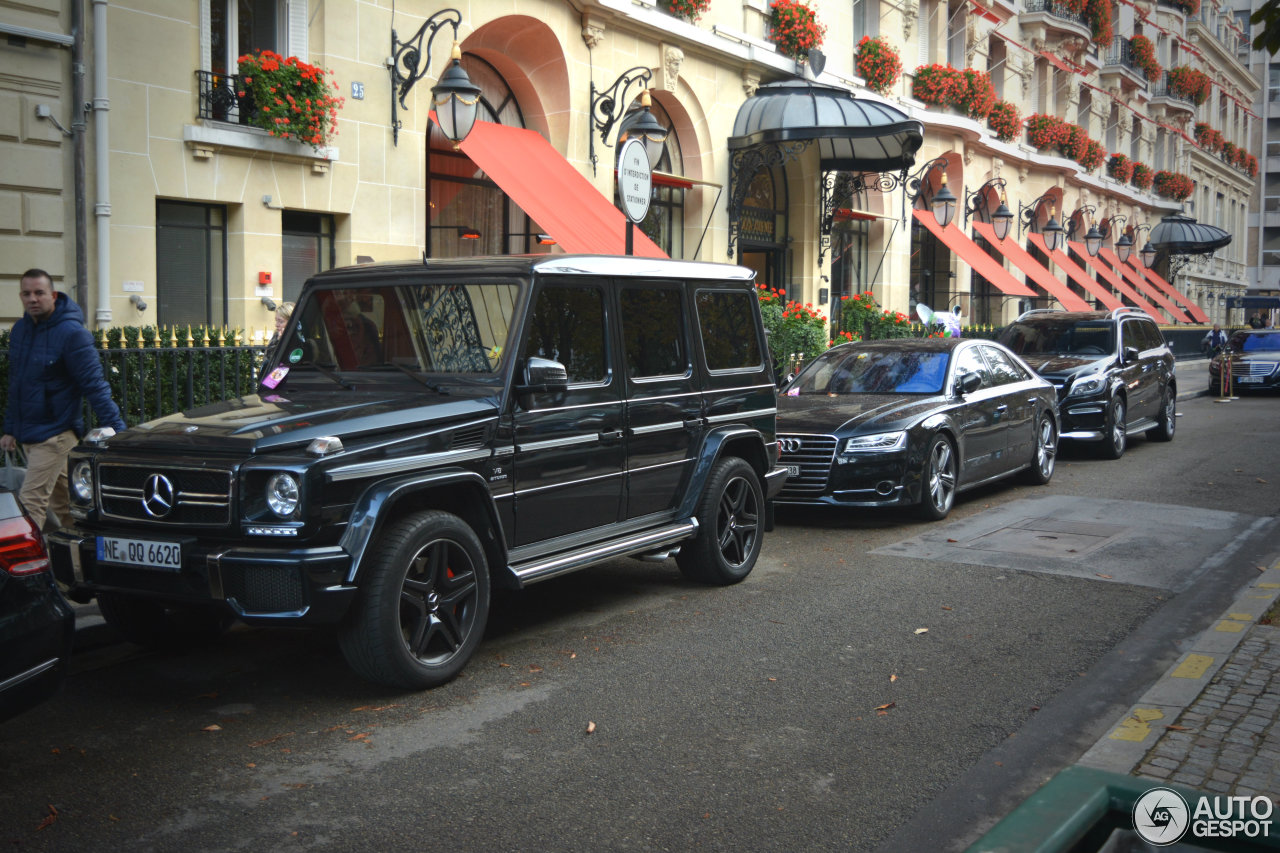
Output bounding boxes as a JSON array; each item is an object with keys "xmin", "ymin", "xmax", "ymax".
[{"xmin": 737, "ymin": 166, "xmax": 789, "ymax": 288}]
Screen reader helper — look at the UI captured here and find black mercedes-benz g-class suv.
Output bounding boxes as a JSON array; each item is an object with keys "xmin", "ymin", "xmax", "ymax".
[
  {"xmin": 997, "ymin": 308, "xmax": 1176, "ymax": 459},
  {"xmin": 49, "ymin": 255, "xmax": 786, "ymax": 688}
]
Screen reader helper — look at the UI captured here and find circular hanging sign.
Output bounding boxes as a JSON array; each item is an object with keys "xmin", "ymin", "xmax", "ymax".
[{"xmin": 618, "ymin": 138, "xmax": 652, "ymax": 224}]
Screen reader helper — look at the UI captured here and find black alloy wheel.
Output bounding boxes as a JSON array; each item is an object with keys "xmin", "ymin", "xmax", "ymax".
[
  {"xmin": 1022, "ymin": 413, "xmax": 1057, "ymax": 485},
  {"xmin": 340, "ymin": 510, "xmax": 490, "ymax": 689},
  {"xmin": 676, "ymin": 457, "xmax": 764, "ymax": 585},
  {"xmin": 917, "ymin": 434, "xmax": 958, "ymax": 520},
  {"xmin": 1146, "ymin": 386, "xmax": 1176, "ymax": 442},
  {"xmin": 1100, "ymin": 396, "xmax": 1127, "ymax": 460}
]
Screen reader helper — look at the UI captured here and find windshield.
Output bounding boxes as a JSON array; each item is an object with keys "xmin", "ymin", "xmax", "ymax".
[
  {"xmin": 790, "ymin": 348, "xmax": 951, "ymax": 395},
  {"xmin": 268, "ymin": 282, "xmax": 519, "ymax": 382},
  {"xmin": 999, "ymin": 320, "xmax": 1115, "ymax": 357},
  {"xmin": 1232, "ymin": 332, "xmax": 1280, "ymax": 353}
]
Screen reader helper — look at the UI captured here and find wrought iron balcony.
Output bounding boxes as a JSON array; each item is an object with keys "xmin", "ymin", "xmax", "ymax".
[
  {"xmin": 1024, "ymin": 0, "xmax": 1089, "ymax": 29},
  {"xmin": 1151, "ymin": 71, "xmax": 1195, "ymax": 109},
  {"xmin": 195, "ymin": 70, "xmax": 256, "ymax": 126},
  {"xmin": 1103, "ymin": 36, "xmax": 1137, "ymax": 72}
]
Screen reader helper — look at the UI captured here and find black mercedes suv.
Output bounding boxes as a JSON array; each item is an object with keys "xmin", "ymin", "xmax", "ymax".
[
  {"xmin": 997, "ymin": 308, "xmax": 1176, "ymax": 459},
  {"xmin": 49, "ymin": 255, "xmax": 786, "ymax": 689}
]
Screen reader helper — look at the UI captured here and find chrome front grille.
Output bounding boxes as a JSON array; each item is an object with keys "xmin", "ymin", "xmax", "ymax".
[
  {"xmin": 777, "ymin": 434, "xmax": 837, "ymax": 494},
  {"xmin": 1231, "ymin": 361, "xmax": 1278, "ymax": 378},
  {"xmin": 98, "ymin": 463, "xmax": 233, "ymax": 526}
]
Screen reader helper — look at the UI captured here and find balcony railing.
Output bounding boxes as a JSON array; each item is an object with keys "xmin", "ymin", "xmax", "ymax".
[
  {"xmin": 195, "ymin": 70, "xmax": 257, "ymax": 126},
  {"xmin": 1101, "ymin": 36, "xmax": 1147, "ymax": 82},
  {"xmin": 1152, "ymin": 72, "xmax": 1195, "ymax": 108},
  {"xmin": 1024, "ymin": 0, "xmax": 1089, "ymax": 29}
]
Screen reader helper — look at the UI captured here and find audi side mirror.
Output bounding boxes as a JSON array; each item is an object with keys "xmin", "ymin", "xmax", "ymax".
[
  {"xmin": 1122, "ymin": 346, "xmax": 1140, "ymax": 364},
  {"xmin": 957, "ymin": 371, "xmax": 982, "ymax": 395}
]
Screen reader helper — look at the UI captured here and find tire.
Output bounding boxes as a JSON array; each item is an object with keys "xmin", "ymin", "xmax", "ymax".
[
  {"xmin": 1146, "ymin": 386, "xmax": 1176, "ymax": 442},
  {"xmin": 1022, "ymin": 413, "xmax": 1057, "ymax": 485},
  {"xmin": 339, "ymin": 511, "xmax": 490, "ymax": 690},
  {"xmin": 916, "ymin": 434, "xmax": 958, "ymax": 521},
  {"xmin": 1099, "ymin": 395, "xmax": 1126, "ymax": 460},
  {"xmin": 97, "ymin": 593, "xmax": 234, "ymax": 648},
  {"xmin": 676, "ymin": 457, "xmax": 764, "ymax": 585}
]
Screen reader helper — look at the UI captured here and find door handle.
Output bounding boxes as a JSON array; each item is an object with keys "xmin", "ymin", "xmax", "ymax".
[
  {"xmin": 683, "ymin": 418, "xmax": 704, "ymax": 431},
  {"xmin": 598, "ymin": 429, "xmax": 624, "ymax": 444}
]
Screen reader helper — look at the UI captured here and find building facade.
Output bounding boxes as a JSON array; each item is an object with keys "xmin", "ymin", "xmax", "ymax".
[{"xmin": 0, "ymin": 0, "xmax": 1261, "ymax": 339}]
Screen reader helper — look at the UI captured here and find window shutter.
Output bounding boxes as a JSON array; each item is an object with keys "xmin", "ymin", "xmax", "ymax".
[{"xmin": 286, "ymin": 0, "xmax": 308, "ymax": 59}]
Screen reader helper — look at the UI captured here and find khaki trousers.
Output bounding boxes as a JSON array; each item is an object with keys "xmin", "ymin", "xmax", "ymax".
[{"xmin": 20, "ymin": 430, "xmax": 76, "ymax": 531}]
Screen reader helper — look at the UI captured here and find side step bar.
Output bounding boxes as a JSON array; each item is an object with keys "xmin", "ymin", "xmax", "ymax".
[{"xmin": 510, "ymin": 520, "xmax": 698, "ymax": 587}]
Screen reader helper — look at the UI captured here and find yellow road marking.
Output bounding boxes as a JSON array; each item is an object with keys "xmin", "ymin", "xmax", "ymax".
[
  {"xmin": 1171, "ymin": 654, "xmax": 1214, "ymax": 679},
  {"xmin": 1215, "ymin": 620, "xmax": 1248, "ymax": 633},
  {"xmin": 1228, "ymin": 613, "xmax": 1255, "ymax": 621},
  {"xmin": 1111, "ymin": 708, "xmax": 1164, "ymax": 742}
]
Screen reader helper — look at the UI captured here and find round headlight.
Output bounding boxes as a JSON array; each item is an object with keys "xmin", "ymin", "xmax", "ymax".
[
  {"xmin": 71, "ymin": 461, "xmax": 94, "ymax": 503},
  {"xmin": 265, "ymin": 473, "xmax": 300, "ymax": 518}
]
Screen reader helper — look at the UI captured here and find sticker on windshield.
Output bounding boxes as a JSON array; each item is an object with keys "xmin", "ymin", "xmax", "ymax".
[
  {"xmin": 288, "ymin": 348, "xmax": 304, "ymax": 364},
  {"xmin": 262, "ymin": 366, "xmax": 289, "ymax": 389}
]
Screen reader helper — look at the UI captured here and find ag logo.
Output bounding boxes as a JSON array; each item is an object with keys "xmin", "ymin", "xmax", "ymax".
[{"xmin": 1133, "ymin": 787, "xmax": 1190, "ymax": 845}]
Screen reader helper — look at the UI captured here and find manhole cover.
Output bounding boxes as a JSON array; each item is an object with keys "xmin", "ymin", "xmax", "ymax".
[{"xmin": 960, "ymin": 518, "xmax": 1129, "ymax": 558}]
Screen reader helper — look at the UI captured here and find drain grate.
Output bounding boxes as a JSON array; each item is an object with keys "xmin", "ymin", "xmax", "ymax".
[{"xmin": 959, "ymin": 518, "xmax": 1130, "ymax": 559}]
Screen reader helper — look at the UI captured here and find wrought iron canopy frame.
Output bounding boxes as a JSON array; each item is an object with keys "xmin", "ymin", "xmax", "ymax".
[{"xmin": 390, "ymin": 8, "xmax": 464, "ymax": 146}]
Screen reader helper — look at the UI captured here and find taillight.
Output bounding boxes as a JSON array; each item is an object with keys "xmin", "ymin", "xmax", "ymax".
[{"xmin": 0, "ymin": 515, "xmax": 50, "ymax": 576}]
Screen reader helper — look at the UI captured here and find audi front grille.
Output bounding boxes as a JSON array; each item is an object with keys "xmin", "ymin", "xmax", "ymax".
[{"xmin": 777, "ymin": 434, "xmax": 837, "ymax": 495}]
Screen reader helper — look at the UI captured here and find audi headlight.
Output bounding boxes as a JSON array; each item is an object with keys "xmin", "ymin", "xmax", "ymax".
[
  {"xmin": 265, "ymin": 473, "xmax": 300, "ymax": 518},
  {"xmin": 1066, "ymin": 374, "xmax": 1107, "ymax": 399},
  {"xmin": 842, "ymin": 431, "xmax": 907, "ymax": 453},
  {"xmin": 71, "ymin": 461, "xmax": 94, "ymax": 503}
]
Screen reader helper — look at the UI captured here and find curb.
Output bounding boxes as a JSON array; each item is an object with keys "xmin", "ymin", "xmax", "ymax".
[{"xmin": 1077, "ymin": 557, "xmax": 1280, "ymax": 775}]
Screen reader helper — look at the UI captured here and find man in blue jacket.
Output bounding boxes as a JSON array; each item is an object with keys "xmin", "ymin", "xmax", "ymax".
[{"xmin": 1, "ymin": 269, "xmax": 125, "ymax": 530}]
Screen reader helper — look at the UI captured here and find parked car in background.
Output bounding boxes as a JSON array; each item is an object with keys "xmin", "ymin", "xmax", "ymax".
[
  {"xmin": 1208, "ymin": 329, "xmax": 1280, "ymax": 394},
  {"xmin": 774, "ymin": 338, "xmax": 1058, "ymax": 521},
  {"xmin": 997, "ymin": 308, "xmax": 1176, "ymax": 459},
  {"xmin": 49, "ymin": 256, "xmax": 787, "ymax": 690},
  {"xmin": 1, "ymin": 490, "xmax": 73, "ymax": 722}
]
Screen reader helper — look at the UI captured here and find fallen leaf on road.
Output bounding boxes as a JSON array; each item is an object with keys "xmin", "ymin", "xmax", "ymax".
[
  {"xmin": 1258, "ymin": 478, "xmax": 1268, "ymax": 484},
  {"xmin": 890, "ymin": 674, "xmax": 898, "ymax": 682},
  {"xmin": 940, "ymin": 606, "xmax": 952, "ymax": 611},
  {"xmin": 197, "ymin": 692, "xmax": 218, "ymax": 700},
  {"xmin": 35, "ymin": 805, "xmax": 57, "ymax": 831},
  {"xmin": 528, "ymin": 665, "xmax": 543, "ymax": 673},
  {"xmin": 946, "ymin": 538, "xmax": 958, "ymax": 543},
  {"xmin": 499, "ymin": 662, "xmax": 511, "ymax": 667},
  {"xmin": 348, "ymin": 732, "xmax": 370, "ymax": 742},
  {"xmin": 768, "ymin": 677, "xmax": 777, "ymax": 682},
  {"xmin": 586, "ymin": 721, "xmax": 596, "ymax": 734},
  {"xmin": 874, "ymin": 702, "xmax": 896, "ymax": 711},
  {"xmin": 351, "ymin": 704, "xmax": 399, "ymax": 712},
  {"xmin": 914, "ymin": 628, "xmax": 929, "ymax": 635},
  {"xmin": 1096, "ymin": 573, "xmax": 1113, "ymax": 579},
  {"xmin": 1165, "ymin": 724, "xmax": 1192, "ymax": 731},
  {"xmin": 202, "ymin": 724, "xmax": 222, "ymax": 732}
]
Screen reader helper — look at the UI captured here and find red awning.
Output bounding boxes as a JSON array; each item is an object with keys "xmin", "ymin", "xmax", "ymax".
[
  {"xmin": 972, "ymin": 222, "xmax": 1090, "ymax": 311},
  {"xmin": 458, "ymin": 120, "xmax": 666, "ymax": 258},
  {"xmin": 1095, "ymin": 247, "xmax": 1190, "ymax": 323},
  {"xmin": 1040, "ymin": 50, "xmax": 1075, "ymax": 74},
  {"xmin": 1134, "ymin": 261, "xmax": 1210, "ymax": 323},
  {"xmin": 1027, "ymin": 233, "xmax": 1129, "ymax": 313},
  {"xmin": 912, "ymin": 210, "xmax": 1034, "ymax": 297}
]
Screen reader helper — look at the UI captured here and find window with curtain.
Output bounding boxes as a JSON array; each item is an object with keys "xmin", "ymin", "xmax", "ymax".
[
  {"xmin": 852, "ymin": 0, "xmax": 879, "ymax": 41},
  {"xmin": 208, "ymin": 0, "xmax": 306, "ymax": 73},
  {"xmin": 282, "ymin": 211, "xmax": 334, "ymax": 303},
  {"xmin": 156, "ymin": 201, "xmax": 226, "ymax": 329}
]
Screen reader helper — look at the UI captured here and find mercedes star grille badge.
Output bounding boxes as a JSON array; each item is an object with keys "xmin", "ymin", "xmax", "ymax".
[{"xmin": 142, "ymin": 473, "xmax": 176, "ymax": 518}]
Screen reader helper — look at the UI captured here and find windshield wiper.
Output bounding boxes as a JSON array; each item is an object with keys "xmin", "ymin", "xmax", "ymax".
[{"xmin": 367, "ymin": 362, "xmax": 450, "ymax": 394}]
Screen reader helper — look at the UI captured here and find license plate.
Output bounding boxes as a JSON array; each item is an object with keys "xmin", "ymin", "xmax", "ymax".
[
  {"xmin": 96, "ymin": 536, "xmax": 182, "ymax": 571},
  {"xmin": 785, "ymin": 465, "xmax": 801, "ymax": 477},
  {"xmin": 1238, "ymin": 376, "xmax": 1263, "ymax": 383}
]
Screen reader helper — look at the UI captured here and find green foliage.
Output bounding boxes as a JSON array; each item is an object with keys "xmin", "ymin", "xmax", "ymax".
[
  {"xmin": 756, "ymin": 285, "xmax": 828, "ymax": 373},
  {"xmin": 836, "ymin": 292, "xmax": 915, "ymax": 340}
]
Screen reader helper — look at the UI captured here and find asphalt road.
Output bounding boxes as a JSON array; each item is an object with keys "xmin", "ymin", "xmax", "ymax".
[{"xmin": 2, "ymin": 382, "xmax": 1279, "ymax": 852}]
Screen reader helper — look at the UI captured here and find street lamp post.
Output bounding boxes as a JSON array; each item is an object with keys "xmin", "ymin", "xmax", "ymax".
[
  {"xmin": 1018, "ymin": 194, "xmax": 1066, "ymax": 252},
  {"xmin": 963, "ymin": 178, "xmax": 1014, "ymax": 241}
]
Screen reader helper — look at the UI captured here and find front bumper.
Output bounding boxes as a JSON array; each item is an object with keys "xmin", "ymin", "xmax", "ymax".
[
  {"xmin": 48, "ymin": 528, "xmax": 357, "ymax": 624},
  {"xmin": 775, "ymin": 451, "xmax": 917, "ymax": 508},
  {"xmin": 1057, "ymin": 396, "xmax": 1108, "ymax": 441}
]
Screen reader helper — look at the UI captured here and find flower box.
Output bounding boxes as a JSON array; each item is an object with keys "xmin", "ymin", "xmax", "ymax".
[
  {"xmin": 769, "ymin": 0, "xmax": 825, "ymax": 60},
  {"xmin": 856, "ymin": 36, "xmax": 902, "ymax": 96},
  {"xmin": 236, "ymin": 50, "xmax": 343, "ymax": 151}
]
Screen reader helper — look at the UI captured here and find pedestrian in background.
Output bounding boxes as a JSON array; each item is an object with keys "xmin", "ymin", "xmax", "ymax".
[
  {"xmin": 1, "ymin": 269, "xmax": 125, "ymax": 530},
  {"xmin": 1250, "ymin": 312, "xmax": 1265, "ymax": 329},
  {"xmin": 1202, "ymin": 323, "xmax": 1228, "ymax": 353}
]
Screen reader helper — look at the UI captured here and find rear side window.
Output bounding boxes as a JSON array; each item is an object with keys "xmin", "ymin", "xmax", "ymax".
[
  {"xmin": 621, "ymin": 287, "xmax": 687, "ymax": 378},
  {"xmin": 696, "ymin": 289, "xmax": 763, "ymax": 371},
  {"xmin": 526, "ymin": 285, "xmax": 606, "ymax": 383}
]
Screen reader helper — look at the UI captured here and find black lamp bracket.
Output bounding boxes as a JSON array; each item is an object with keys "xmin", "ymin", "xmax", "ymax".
[
  {"xmin": 1017, "ymin": 192, "xmax": 1057, "ymax": 237},
  {"xmin": 589, "ymin": 67, "xmax": 653, "ymax": 175},
  {"xmin": 1065, "ymin": 205, "xmax": 1096, "ymax": 241},
  {"xmin": 963, "ymin": 177, "xmax": 1007, "ymax": 228},
  {"xmin": 390, "ymin": 8, "xmax": 463, "ymax": 144},
  {"xmin": 1104, "ymin": 214, "xmax": 1127, "ymax": 240},
  {"xmin": 899, "ymin": 156, "xmax": 949, "ymax": 225}
]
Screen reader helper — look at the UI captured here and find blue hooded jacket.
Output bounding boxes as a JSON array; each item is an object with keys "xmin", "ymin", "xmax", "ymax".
[{"xmin": 4, "ymin": 292, "xmax": 126, "ymax": 443}]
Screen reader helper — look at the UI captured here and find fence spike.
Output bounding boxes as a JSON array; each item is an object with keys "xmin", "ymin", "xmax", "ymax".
[{"xmin": 185, "ymin": 325, "xmax": 194, "ymax": 347}]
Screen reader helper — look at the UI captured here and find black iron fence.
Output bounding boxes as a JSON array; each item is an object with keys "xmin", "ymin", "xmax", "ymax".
[
  {"xmin": 0, "ymin": 327, "xmax": 267, "ymax": 432},
  {"xmin": 1024, "ymin": 0, "xmax": 1090, "ymax": 28}
]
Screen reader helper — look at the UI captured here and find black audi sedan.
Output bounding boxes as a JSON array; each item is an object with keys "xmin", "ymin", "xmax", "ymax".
[
  {"xmin": 0, "ymin": 489, "xmax": 73, "ymax": 722},
  {"xmin": 775, "ymin": 338, "xmax": 1059, "ymax": 520},
  {"xmin": 1208, "ymin": 329, "xmax": 1280, "ymax": 394}
]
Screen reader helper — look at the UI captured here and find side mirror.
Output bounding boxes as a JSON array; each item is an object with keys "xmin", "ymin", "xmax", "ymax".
[
  {"xmin": 1122, "ymin": 346, "xmax": 1140, "ymax": 364},
  {"xmin": 957, "ymin": 371, "xmax": 982, "ymax": 395},
  {"xmin": 516, "ymin": 357, "xmax": 569, "ymax": 406}
]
